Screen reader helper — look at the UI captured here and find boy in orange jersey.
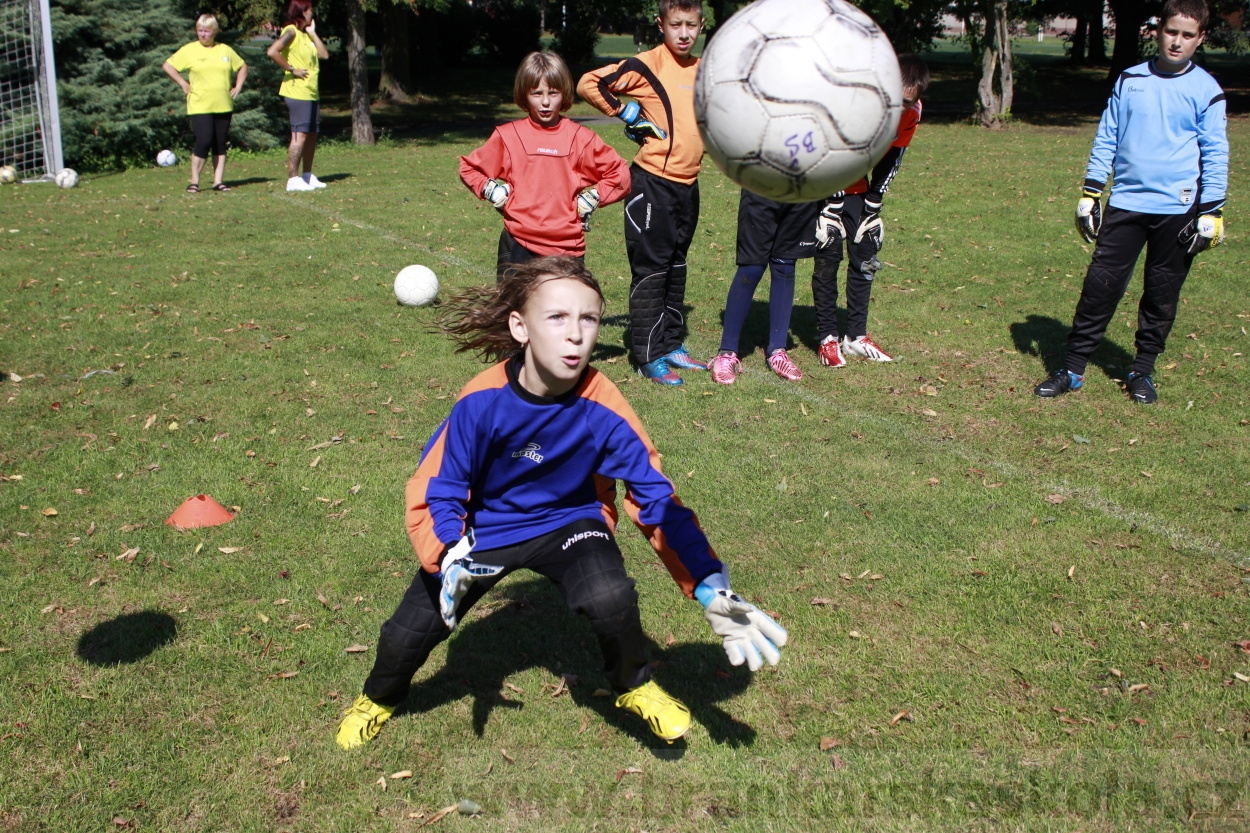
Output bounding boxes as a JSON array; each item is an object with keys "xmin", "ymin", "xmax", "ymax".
[{"xmin": 578, "ymin": 0, "xmax": 707, "ymax": 385}]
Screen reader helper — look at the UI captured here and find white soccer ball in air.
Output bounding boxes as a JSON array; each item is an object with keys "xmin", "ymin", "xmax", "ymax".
[
  {"xmin": 394, "ymin": 264, "xmax": 439, "ymax": 307},
  {"xmin": 157, "ymin": 149, "xmax": 177, "ymax": 167},
  {"xmin": 695, "ymin": 0, "xmax": 903, "ymax": 202},
  {"xmin": 55, "ymin": 168, "xmax": 79, "ymax": 189},
  {"xmin": 0, "ymin": 165, "xmax": 17, "ymax": 184}
]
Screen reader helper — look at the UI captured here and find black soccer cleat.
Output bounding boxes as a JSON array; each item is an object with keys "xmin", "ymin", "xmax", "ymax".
[
  {"xmin": 1126, "ymin": 372, "xmax": 1157, "ymax": 404},
  {"xmin": 1034, "ymin": 369, "xmax": 1083, "ymax": 398}
]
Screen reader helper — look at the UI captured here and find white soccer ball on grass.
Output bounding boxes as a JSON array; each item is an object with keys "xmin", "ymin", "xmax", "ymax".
[
  {"xmin": 55, "ymin": 168, "xmax": 79, "ymax": 189},
  {"xmin": 157, "ymin": 149, "xmax": 178, "ymax": 167},
  {"xmin": 394, "ymin": 265, "xmax": 439, "ymax": 307},
  {"xmin": 695, "ymin": 0, "xmax": 903, "ymax": 202},
  {"xmin": 0, "ymin": 165, "xmax": 17, "ymax": 184}
]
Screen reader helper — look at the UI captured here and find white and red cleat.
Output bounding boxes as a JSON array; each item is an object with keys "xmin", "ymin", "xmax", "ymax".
[{"xmin": 841, "ymin": 334, "xmax": 893, "ymax": 362}]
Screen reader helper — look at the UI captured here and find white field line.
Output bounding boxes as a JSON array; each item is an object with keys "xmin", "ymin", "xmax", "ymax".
[{"xmin": 269, "ymin": 197, "xmax": 1247, "ymax": 567}]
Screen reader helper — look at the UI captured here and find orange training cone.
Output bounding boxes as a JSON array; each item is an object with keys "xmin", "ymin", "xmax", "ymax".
[{"xmin": 166, "ymin": 494, "xmax": 234, "ymax": 529}]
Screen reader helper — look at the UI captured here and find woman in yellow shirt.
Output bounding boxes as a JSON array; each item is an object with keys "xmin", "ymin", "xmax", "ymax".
[
  {"xmin": 266, "ymin": 0, "xmax": 330, "ymax": 192},
  {"xmin": 162, "ymin": 15, "xmax": 248, "ymax": 193}
]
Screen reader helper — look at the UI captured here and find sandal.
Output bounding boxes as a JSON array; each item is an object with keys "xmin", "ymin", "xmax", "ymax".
[
  {"xmin": 186, "ymin": 183, "xmax": 199, "ymax": 193},
  {"xmin": 212, "ymin": 183, "xmax": 231, "ymax": 192}
]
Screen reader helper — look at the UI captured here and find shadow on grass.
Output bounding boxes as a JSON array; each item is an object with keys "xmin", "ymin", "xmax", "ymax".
[
  {"xmin": 76, "ymin": 610, "xmax": 177, "ymax": 666},
  {"xmin": 396, "ymin": 577, "xmax": 758, "ymax": 754},
  {"xmin": 223, "ymin": 176, "xmax": 275, "ymax": 188},
  {"xmin": 1009, "ymin": 313, "xmax": 1134, "ymax": 380}
]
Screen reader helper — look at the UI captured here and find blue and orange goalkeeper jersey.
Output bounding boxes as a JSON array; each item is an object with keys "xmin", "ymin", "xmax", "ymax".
[{"xmin": 405, "ymin": 359, "xmax": 721, "ymax": 597}]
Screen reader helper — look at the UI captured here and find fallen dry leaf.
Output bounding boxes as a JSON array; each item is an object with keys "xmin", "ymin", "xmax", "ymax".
[
  {"xmin": 143, "ymin": 414, "xmax": 157, "ymax": 430},
  {"xmin": 86, "ymin": 522, "xmax": 96, "ymax": 536},
  {"xmin": 218, "ymin": 547, "xmax": 242, "ymax": 554},
  {"xmin": 920, "ymin": 408, "xmax": 938, "ymax": 417},
  {"xmin": 270, "ymin": 671, "xmax": 299, "ymax": 679},
  {"xmin": 1046, "ymin": 494, "xmax": 1066, "ymax": 505},
  {"xmin": 926, "ymin": 478, "xmax": 939, "ymax": 486},
  {"xmin": 257, "ymin": 613, "xmax": 269, "ymax": 624},
  {"xmin": 810, "ymin": 597, "xmax": 836, "ymax": 606},
  {"xmin": 41, "ymin": 507, "xmax": 58, "ymax": 517},
  {"xmin": 1130, "ymin": 717, "xmax": 1147, "ymax": 725},
  {"xmin": 577, "ymin": 713, "xmax": 589, "ymax": 735},
  {"xmin": 390, "ymin": 770, "xmax": 413, "ymax": 780},
  {"xmin": 272, "ymin": 598, "xmax": 289, "ymax": 606},
  {"xmin": 500, "ymin": 748, "xmax": 515, "ymax": 763},
  {"xmin": 1051, "ymin": 622, "xmax": 1063, "ymax": 636},
  {"xmin": 819, "ymin": 736, "xmax": 841, "ymax": 751},
  {"xmin": 1233, "ymin": 672, "xmax": 1250, "ymax": 683},
  {"xmin": 345, "ymin": 644, "xmax": 368, "ymax": 653},
  {"xmin": 1232, "ymin": 640, "xmax": 1250, "ymax": 655},
  {"xmin": 376, "ymin": 776, "xmax": 386, "ymax": 791},
  {"xmin": 848, "ymin": 630, "xmax": 863, "ymax": 639},
  {"xmin": 118, "ymin": 523, "xmax": 144, "ymax": 533},
  {"xmin": 616, "ymin": 766, "xmax": 643, "ymax": 782},
  {"xmin": 420, "ymin": 805, "xmax": 458, "ymax": 827},
  {"xmin": 830, "ymin": 753, "xmax": 846, "ymax": 770},
  {"xmin": 116, "ymin": 547, "xmax": 139, "ymax": 562},
  {"xmin": 1127, "ymin": 683, "xmax": 1150, "ymax": 693},
  {"xmin": 505, "ymin": 682, "xmax": 524, "ymax": 695},
  {"xmin": 888, "ymin": 710, "xmax": 911, "ymax": 727},
  {"xmin": 309, "ymin": 456, "xmax": 321, "ymax": 468}
]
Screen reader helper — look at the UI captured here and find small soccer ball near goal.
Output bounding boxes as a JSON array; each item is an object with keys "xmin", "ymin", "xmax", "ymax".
[
  {"xmin": 157, "ymin": 149, "xmax": 178, "ymax": 167},
  {"xmin": 695, "ymin": 0, "xmax": 903, "ymax": 203},
  {"xmin": 0, "ymin": 165, "xmax": 17, "ymax": 185},
  {"xmin": 55, "ymin": 168, "xmax": 79, "ymax": 189},
  {"xmin": 394, "ymin": 265, "xmax": 439, "ymax": 307}
]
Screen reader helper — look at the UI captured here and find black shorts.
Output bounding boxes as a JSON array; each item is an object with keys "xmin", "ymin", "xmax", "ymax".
[
  {"xmin": 189, "ymin": 112, "xmax": 231, "ymax": 158},
  {"xmin": 735, "ymin": 189, "xmax": 821, "ymax": 265},
  {"xmin": 285, "ymin": 97, "xmax": 321, "ymax": 133}
]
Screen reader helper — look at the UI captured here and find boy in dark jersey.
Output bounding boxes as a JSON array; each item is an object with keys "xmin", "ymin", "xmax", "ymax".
[
  {"xmin": 1035, "ymin": 0, "xmax": 1228, "ymax": 404},
  {"xmin": 578, "ymin": 0, "xmax": 707, "ymax": 385},
  {"xmin": 811, "ymin": 54, "xmax": 930, "ymax": 368}
]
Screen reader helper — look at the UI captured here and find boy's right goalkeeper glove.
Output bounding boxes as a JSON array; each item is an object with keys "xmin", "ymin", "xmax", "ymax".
[
  {"xmin": 1179, "ymin": 209, "xmax": 1225, "ymax": 254},
  {"xmin": 694, "ymin": 566, "xmax": 787, "ymax": 671},
  {"xmin": 815, "ymin": 193, "xmax": 846, "ymax": 250},
  {"xmin": 1075, "ymin": 181, "xmax": 1103, "ymax": 243},
  {"xmin": 618, "ymin": 100, "xmax": 667, "ymax": 145},
  {"xmin": 576, "ymin": 186, "xmax": 600, "ymax": 232},
  {"xmin": 482, "ymin": 178, "xmax": 510, "ymax": 209},
  {"xmin": 436, "ymin": 530, "xmax": 504, "ymax": 631}
]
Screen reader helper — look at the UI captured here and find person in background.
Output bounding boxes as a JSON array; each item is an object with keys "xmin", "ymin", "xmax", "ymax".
[{"xmin": 267, "ymin": 0, "xmax": 329, "ymax": 192}]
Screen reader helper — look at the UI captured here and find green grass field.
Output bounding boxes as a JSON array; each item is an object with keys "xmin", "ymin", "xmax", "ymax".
[{"xmin": 2, "ymin": 110, "xmax": 1249, "ymax": 831}]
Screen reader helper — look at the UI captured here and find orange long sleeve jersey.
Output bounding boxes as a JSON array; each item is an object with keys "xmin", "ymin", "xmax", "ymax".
[
  {"xmin": 577, "ymin": 44, "xmax": 703, "ymax": 185},
  {"xmin": 459, "ymin": 117, "xmax": 631, "ymax": 257}
]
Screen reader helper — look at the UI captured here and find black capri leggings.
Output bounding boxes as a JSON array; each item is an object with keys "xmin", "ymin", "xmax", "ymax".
[{"xmin": 190, "ymin": 112, "xmax": 232, "ymax": 158}]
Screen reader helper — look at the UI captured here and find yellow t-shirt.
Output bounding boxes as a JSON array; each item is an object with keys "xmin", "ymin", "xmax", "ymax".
[
  {"xmin": 167, "ymin": 42, "xmax": 245, "ymax": 115},
  {"xmin": 277, "ymin": 25, "xmax": 319, "ymax": 101}
]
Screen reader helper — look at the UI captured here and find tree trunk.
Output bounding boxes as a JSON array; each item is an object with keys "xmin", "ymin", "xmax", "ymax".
[
  {"xmin": 1088, "ymin": 0, "xmax": 1108, "ymax": 64},
  {"xmin": 976, "ymin": 0, "xmax": 1012, "ymax": 127},
  {"xmin": 1071, "ymin": 16, "xmax": 1088, "ymax": 64},
  {"xmin": 378, "ymin": 1, "xmax": 414, "ymax": 103},
  {"xmin": 1106, "ymin": 0, "xmax": 1147, "ymax": 78},
  {"xmin": 347, "ymin": 0, "xmax": 375, "ymax": 144}
]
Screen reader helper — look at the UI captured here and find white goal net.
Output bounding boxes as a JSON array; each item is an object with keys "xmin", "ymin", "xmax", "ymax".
[{"xmin": 0, "ymin": 0, "xmax": 63, "ymax": 177}]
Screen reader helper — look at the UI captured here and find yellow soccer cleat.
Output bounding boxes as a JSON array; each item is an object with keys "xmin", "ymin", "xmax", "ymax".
[
  {"xmin": 615, "ymin": 680, "xmax": 691, "ymax": 743},
  {"xmin": 335, "ymin": 694, "xmax": 396, "ymax": 750}
]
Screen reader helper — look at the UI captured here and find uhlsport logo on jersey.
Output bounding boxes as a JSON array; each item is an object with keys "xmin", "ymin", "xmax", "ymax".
[
  {"xmin": 512, "ymin": 442, "xmax": 544, "ymax": 463},
  {"xmin": 562, "ymin": 528, "xmax": 610, "ymax": 550}
]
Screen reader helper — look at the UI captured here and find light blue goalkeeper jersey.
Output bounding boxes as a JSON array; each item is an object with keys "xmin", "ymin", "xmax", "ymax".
[{"xmin": 1086, "ymin": 59, "xmax": 1228, "ymax": 215}]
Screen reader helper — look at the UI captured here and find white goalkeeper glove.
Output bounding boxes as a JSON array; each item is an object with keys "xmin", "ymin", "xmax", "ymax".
[
  {"xmin": 436, "ymin": 530, "xmax": 503, "ymax": 631},
  {"xmin": 576, "ymin": 186, "xmax": 600, "ymax": 232},
  {"xmin": 482, "ymin": 178, "xmax": 511, "ymax": 209},
  {"xmin": 618, "ymin": 100, "xmax": 666, "ymax": 144},
  {"xmin": 1075, "ymin": 182, "xmax": 1103, "ymax": 243},
  {"xmin": 815, "ymin": 193, "xmax": 846, "ymax": 250},
  {"xmin": 694, "ymin": 566, "xmax": 787, "ymax": 671},
  {"xmin": 853, "ymin": 194, "xmax": 884, "ymax": 252},
  {"xmin": 1179, "ymin": 209, "xmax": 1224, "ymax": 254}
]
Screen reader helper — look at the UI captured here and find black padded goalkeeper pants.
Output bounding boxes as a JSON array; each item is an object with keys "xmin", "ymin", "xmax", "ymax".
[
  {"xmin": 1063, "ymin": 206, "xmax": 1196, "ymax": 377},
  {"xmin": 811, "ymin": 193, "xmax": 880, "ymax": 342},
  {"xmin": 623, "ymin": 165, "xmax": 699, "ymax": 365},
  {"xmin": 362, "ymin": 518, "xmax": 651, "ymax": 707}
]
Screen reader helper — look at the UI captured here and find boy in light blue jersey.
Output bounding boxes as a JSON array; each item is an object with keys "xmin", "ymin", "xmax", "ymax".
[{"xmin": 1035, "ymin": 0, "xmax": 1228, "ymax": 405}]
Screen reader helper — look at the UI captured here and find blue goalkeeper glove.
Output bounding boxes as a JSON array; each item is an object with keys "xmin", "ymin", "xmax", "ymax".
[
  {"xmin": 1179, "ymin": 209, "xmax": 1224, "ymax": 254},
  {"xmin": 815, "ymin": 193, "xmax": 846, "ymax": 250},
  {"xmin": 618, "ymin": 100, "xmax": 666, "ymax": 145},
  {"xmin": 694, "ymin": 566, "xmax": 787, "ymax": 671},
  {"xmin": 576, "ymin": 186, "xmax": 600, "ymax": 232},
  {"xmin": 482, "ymin": 178, "xmax": 510, "ymax": 209},
  {"xmin": 1075, "ymin": 181, "xmax": 1103, "ymax": 243},
  {"xmin": 436, "ymin": 530, "xmax": 503, "ymax": 631}
]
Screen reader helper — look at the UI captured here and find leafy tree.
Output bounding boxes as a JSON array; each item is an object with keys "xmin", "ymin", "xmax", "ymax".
[{"xmin": 52, "ymin": 0, "xmax": 284, "ymax": 170}]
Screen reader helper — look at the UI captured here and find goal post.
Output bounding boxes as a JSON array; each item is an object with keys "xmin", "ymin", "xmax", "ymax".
[{"xmin": 0, "ymin": 0, "xmax": 64, "ymax": 178}]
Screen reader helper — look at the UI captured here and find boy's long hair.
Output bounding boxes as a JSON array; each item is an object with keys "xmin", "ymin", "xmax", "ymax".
[
  {"xmin": 285, "ymin": 0, "xmax": 311, "ymax": 30},
  {"xmin": 437, "ymin": 257, "xmax": 604, "ymax": 363},
  {"xmin": 659, "ymin": 0, "xmax": 703, "ymax": 19},
  {"xmin": 897, "ymin": 54, "xmax": 931, "ymax": 97},
  {"xmin": 1161, "ymin": 0, "xmax": 1209, "ymax": 31},
  {"xmin": 513, "ymin": 52, "xmax": 574, "ymax": 112}
]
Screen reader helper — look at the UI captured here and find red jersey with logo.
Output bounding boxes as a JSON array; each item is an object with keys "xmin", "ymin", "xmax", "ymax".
[{"xmin": 845, "ymin": 99, "xmax": 922, "ymax": 197}]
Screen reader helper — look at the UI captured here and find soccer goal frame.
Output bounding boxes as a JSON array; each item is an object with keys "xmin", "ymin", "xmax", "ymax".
[{"xmin": 0, "ymin": 0, "xmax": 64, "ymax": 179}]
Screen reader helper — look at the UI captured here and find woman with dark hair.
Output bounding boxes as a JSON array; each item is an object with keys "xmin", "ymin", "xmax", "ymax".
[
  {"xmin": 162, "ymin": 14, "xmax": 247, "ymax": 192},
  {"xmin": 266, "ymin": 0, "xmax": 329, "ymax": 192}
]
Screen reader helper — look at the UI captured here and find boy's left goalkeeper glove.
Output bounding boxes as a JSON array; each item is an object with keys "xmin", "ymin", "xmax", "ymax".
[
  {"xmin": 1075, "ymin": 181, "xmax": 1103, "ymax": 243},
  {"xmin": 694, "ymin": 566, "xmax": 787, "ymax": 671},
  {"xmin": 576, "ymin": 186, "xmax": 600, "ymax": 231},
  {"xmin": 853, "ymin": 194, "xmax": 885, "ymax": 252},
  {"xmin": 436, "ymin": 530, "xmax": 503, "ymax": 631},
  {"xmin": 815, "ymin": 193, "xmax": 846, "ymax": 250},
  {"xmin": 618, "ymin": 100, "xmax": 667, "ymax": 145},
  {"xmin": 1179, "ymin": 209, "xmax": 1225, "ymax": 254}
]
